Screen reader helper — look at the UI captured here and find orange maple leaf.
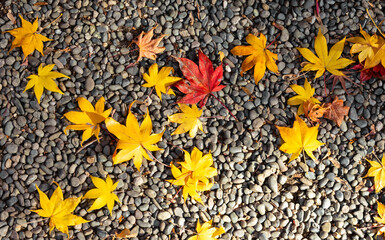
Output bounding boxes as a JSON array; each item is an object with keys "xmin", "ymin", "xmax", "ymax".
[
  {"xmin": 133, "ymin": 27, "xmax": 165, "ymax": 62},
  {"xmin": 303, "ymin": 101, "xmax": 327, "ymax": 123}
]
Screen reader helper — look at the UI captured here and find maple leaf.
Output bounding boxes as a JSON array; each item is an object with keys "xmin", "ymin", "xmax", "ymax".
[
  {"xmin": 115, "ymin": 228, "xmax": 138, "ymax": 238},
  {"xmin": 231, "ymin": 33, "xmax": 278, "ymax": 84},
  {"xmin": 365, "ymin": 156, "xmax": 385, "ymax": 193},
  {"xmin": 142, "ymin": 63, "xmax": 181, "ymax": 100},
  {"xmin": 375, "ymin": 201, "xmax": 385, "ymax": 236},
  {"xmin": 188, "ymin": 220, "xmax": 225, "ymax": 240},
  {"xmin": 24, "ymin": 64, "xmax": 69, "ymax": 104},
  {"xmin": 174, "ymin": 49, "xmax": 225, "ymax": 108},
  {"xmin": 287, "ymin": 79, "xmax": 320, "ymax": 115},
  {"xmin": 30, "ymin": 182, "xmax": 88, "ymax": 236},
  {"xmin": 323, "ymin": 96, "xmax": 349, "ymax": 127},
  {"xmin": 347, "ymin": 26, "xmax": 384, "ymax": 64},
  {"xmin": 64, "ymin": 97, "xmax": 112, "ymax": 145},
  {"xmin": 133, "ymin": 27, "xmax": 165, "ymax": 62},
  {"xmin": 352, "ymin": 62, "xmax": 385, "ymax": 83},
  {"xmin": 168, "ymin": 104, "xmax": 204, "ymax": 138},
  {"xmin": 297, "ymin": 29, "xmax": 354, "ymax": 79},
  {"xmin": 6, "ymin": 15, "xmax": 52, "ymax": 60},
  {"xmin": 277, "ymin": 115, "xmax": 324, "ymax": 163},
  {"xmin": 83, "ymin": 175, "xmax": 120, "ymax": 215},
  {"xmin": 105, "ymin": 101, "xmax": 164, "ymax": 170},
  {"xmin": 169, "ymin": 147, "xmax": 217, "ymax": 204},
  {"xmin": 303, "ymin": 101, "xmax": 327, "ymax": 123},
  {"xmin": 327, "ymin": 73, "xmax": 357, "ymax": 94}
]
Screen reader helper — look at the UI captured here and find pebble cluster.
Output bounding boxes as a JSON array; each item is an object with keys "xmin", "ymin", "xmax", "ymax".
[{"xmin": 1, "ymin": 0, "xmax": 385, "ymax": 239}]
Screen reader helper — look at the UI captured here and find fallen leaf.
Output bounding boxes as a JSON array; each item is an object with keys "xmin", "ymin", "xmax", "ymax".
[
  {"xmin": 277, "ymin": 115, "xmax": 324, "ymax": 163},
  {"xmin": 287, "ymin": 79, "xmax": 320, "ymax": 115},
  {"xmin": 218, "ymin": 51, "xmax": 225, "ymax": 61},
  {"xmin": 64, "ymin": 97, "xmax": 112, "ymax": 145},
  {"xmin": 324, "ymin": 97, "xmax": 349, "ymax": 127},
  {"xmin": 303, "ymin": 101, "xmax": 327, "ymax": 123},
  {"xmin": 6, "ymin": 15, "xmax": 53, "ymax": 60},
  {"xmin": 7, "ymin": 10, "xmax": 16, "ymax": 24},
  {"xmin": 352, "ymin": 62, "xmax": 385, "ymax": 83},
  {"xmin": 365, "ymin": 155, "xmax": 385, "ymax": 193},
  {"xmin": 327, "ymin": 73, "xmax": 356, "ymax": 94},
  {"xmin": 347, "ymin": 26, "xmax": 383, "ymax": 64},
  {"xmin": 24, "ymin": 64, "xmax": 69, "ymax": 104},
  {"xmin": 231, "ymin": 33, "xmax": 278, "ymax": 84},
  {"xmin": 133, "ymin": 27, "xmax": 165, "ymax": 62},
  {"xmin": 115, "ymin": 228, "xmax": 138, "ymax": 238},
  {"xmin": 297, "ymin": 29, "xmax": 354, "ymax": 79},
  {"xmin": 169, "ymin": 147, "xmax": 217, "ymax": 204},
  {"xmin": 142, "ymin": 63, "xmax": 181, "ymax": 100},
  {"xmin": 375, "ymin": 201, "xmax": 385, "ymax": 236},
  {"xmin": 34, "ymin": 2, "xmax": 49, "ymax": 6},
  {"xmin": 83, "ymin": 175, "xmax": 120, "ymax": 215},
  {"xmin": 30, "ymin": 182, "xmax": 88, "ymax": 236},
  {"xmin": 105, "ymin": 101, "xmax": 164, "ymax": 170},
  {"xmin": 168, "ymin": 104, "xmax": 204, "ymax": 138},
  {"xmin": 174, "ymin": 49, "xmax": 225, "ymax": 108},
  {"xmin": 188, "ymin": 220, "xmax": 225, "ymax": 240}
]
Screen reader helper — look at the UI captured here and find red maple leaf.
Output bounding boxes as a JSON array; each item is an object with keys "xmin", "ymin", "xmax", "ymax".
[
  {"xmin": 352, "ymin": 62, "xmax": 385, "ymax": 83},
  {"xmin": 174, "ymin": 50, "xmax": 225, "ymax": 108}
]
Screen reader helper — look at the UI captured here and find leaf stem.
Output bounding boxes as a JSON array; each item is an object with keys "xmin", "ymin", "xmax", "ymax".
[
  {"xmin": 37, "ymin": 14, "xmax": 63, "ymax": 34},
  {"xmin": 141, "ymin": 144, "xmax": 170, "ymax": 168},
  {"xmin": 170, "ymin": 186, "xmax": 183, "ymax": 204},
  {"xmin": 210, "ymin": 93, "xmax": 238, "ymax": 121},
  {"xmin": 101, "ymin": 124, "xmax": 118, "ymax": 141},
  {"xmin": 19, "ymin": 218, "xmax": 47, "ymax": 227},
  {"xmin": 199, "ymin": 115, "xmax": 226, "ymax": 120},
  {"xmin": 266, "ymin": 33, "xmax": 281, "ymax": 48},
  {"xmin": 125, "ymin": 61, "xmax": 138, "ymax": 70},
  {"xmin": 76, "ymin": 137, "xmax": 103, "ymax": 154}
]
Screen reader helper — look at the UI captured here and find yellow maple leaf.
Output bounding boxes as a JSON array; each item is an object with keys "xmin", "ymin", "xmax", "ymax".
[
  {"xmin": 133, "ymin": 27, "xmax": 165, "ymax": 62},
  {"xmin": 105, "ymin": 101, "xmax": 164, "ymax": 170},
  {"xmin": 30, "ymin": 182, "xmax": 88, "ymax": 236},
  {"xmin": 347, "ymin": 26, "xmax": 384, "ymax": 64},
  {"xmin": 287, "ymin": 79, "xmax": 320, "ymax": 115},
  {"xmin": 231, "ymin": 33, "xmax": 278, "ymax": 84},
  {"xmin": 168, "ymin": 104, "xmax": 203, "ymax": 138},
  {"xmin": 277, "ymin": 115, "xmax": 324, "ymax": 163},
  {"xmin": 64, "ymin": 97, "xmax": 112, "ymax": 145},
  {"xmin": 188, "ymin": 220, "xmax": 225, "ymax": 240},
  {"xmin": 6, "ymin": 15, "xmax": 52, "ymax": 60},
  {"xmin": 365, "ymin": 155, "xmax": 385, "ymax": 193},
  {"xmin": 142, "ymin": 63, "xmax": 181, "ymax": 100},
  {"xmin": 83, "ymin": 175, "xmax": 120, "ymax": 215},
  {"xmin": 375, "ymin": 201, "xmax": 385, "ymax": 236},
  {"xmin": 169, "ymin": 147, "xmax": 217, "ymax": 204},
  {"xmin": 24, "ymin": 64, "xmax": 69, "ymax": 104},
  {"xmin": 297, "ymin": 29, "xmax": 354, "ymax": 79}
]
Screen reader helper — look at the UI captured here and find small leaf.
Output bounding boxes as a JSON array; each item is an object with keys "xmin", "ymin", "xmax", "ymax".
[
  {"xmin": 105, "ymin": 102, "xmax": 164, "ymax": 170},
  {"xmin": 231, "ymin": 33, "xmax": 278, "ymax": 84},
  {"xmin": 174, "ymin": 49, "xmax": 225, "ymax": 108},
  {"xmin": 142, "ymin": 63, "xmax": 181, "ymax": 100},
  {"xmin": 115, "ymin": 228, "xmax": 138, "ymax": 238},
  {"xmin": 287, "ymin": 79, "xmax": 320, "ymax": 115},
  {"xmin": 24, "ymin": 64, "xmax": 69, "ymax": 104},
  {"xmin": 324, "ymin": 96, "xmax": 349, "ymax": 127},
  {"xmin": 6, "ymin": 15, "xmax": 53, "ymax": 60},
  {"xmin": 133, "ymin": 27, "xmax": 165, "ymax": 62},
  {"xmin": 64, "ymin": 97, "xmax": 112, "ymax": 145},
  {"xmin": 366, "ymin": 156, "xmax": 385, "ymax": 193},
  {"xmin": 276, "ymin": 115, "xmax": 324, "ymax": 163},
  {"xmin": 168, "ymin": 104, "xmax": 204, "ymax": 138},
  {"xmin": 303, "ymin": 101, "xmax": 327, "ymax": 123},
  {"xmin": 83, "ymin": 175, "xmax": 120, "ymax": 215},
  {"xmin": 30, "ymin": 182, "xmax": 88, "ymax": 236},
  {"xmin": 188, "ymin": 220, "xmax": 225, "ymax": 240}
]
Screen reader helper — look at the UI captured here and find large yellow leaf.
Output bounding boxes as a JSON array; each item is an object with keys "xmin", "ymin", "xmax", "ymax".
[
  {"xmin": 83, "ymin": 175, "xmax": 120, "ymax": 215},
  {"xmin": 365, "ymin": 155, "xmax": 385, "ymax": 193},
  {"xmin": 24, "ymin": 64, "xmax": 69, "ymax": 104},
  {"xmin": 30, "ymin": 182, "xmax": 88, "ymax": 236},
  {"xmin": 64, "ymin": 97, "xmax": 112, "ymax": 145},
  {"xmin": 297, "ymin": 29, "xmax": 354, "ymax": 79},
  {"xmin": 231, "ymin": 33, "xmax": 278, "ymax": 84},
  {"xmin": 375, "ymin": 201, "xmax": 385, "ymax": 236},
  {"xmin": 347, "ymin": 26, "xmax": 384, "ymax": 64},
  {"xmin": 6, "ymin": 15, "xmax": 52, "ymax": 60},
  {"xmin": 168, "ymin": 104, "xmax": 203, "ymax": 138},
  {"xmin": 277, "ymin": 115, "xmax": 324, "ymax": 163},
  {"xmin": 133, "ymin": 27, "xmax": 165, "ymax": 62},
  {"xmin": 142, "ymin": 63, "xmax": 181, "ymax": 100},
  {"xmin": 105, "ymin": 101, "xmax": 164, "ymax": 170},
  {"xmin": 169, "ymin": 147, "xmax": 217, "ymax": 204},
  {"xmin": 287, "ymin": 79, "xmax": 320, "ymax": 115},
  {"xmin": 188, "ymin": 220, "xmax": 225, "ymax": 240}
]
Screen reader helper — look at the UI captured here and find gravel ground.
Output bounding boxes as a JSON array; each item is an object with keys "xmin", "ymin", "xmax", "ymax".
[{"xmin": 1, "ymin": 0, "xmax": 385, "ymax": 239}]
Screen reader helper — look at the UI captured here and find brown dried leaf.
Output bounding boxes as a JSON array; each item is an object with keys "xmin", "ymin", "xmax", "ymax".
[
  {"xmin": 7, "ymin": 10, "xmax": 16, "ymax": 24},
  {"xmin": 324, "ymin": 97, "xmax": 350, "ymax": 127},
  {"xmin": 303, "ymin": 101, "xmax": 328, "ymax": 123},
  {"xmin": 34, "ymin": 2, "xmax": 48, "ymax": 6},
  {"xmin": 115, "ymin": 228, "xmax": 138, "ymax": 238}
]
